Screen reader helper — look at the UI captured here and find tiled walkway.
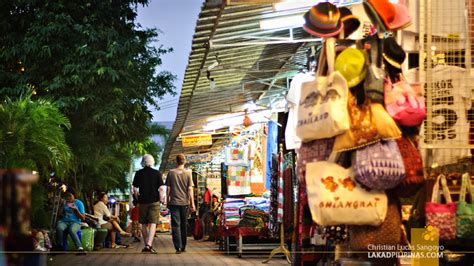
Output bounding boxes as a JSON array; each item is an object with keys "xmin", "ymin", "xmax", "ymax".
[{"xmin": 48, "ymin": 232, "xmax": 290, "ymax": 265}]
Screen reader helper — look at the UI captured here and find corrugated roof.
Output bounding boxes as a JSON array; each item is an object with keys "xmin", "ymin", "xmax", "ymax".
[{"xmin": 159, "ymin": 0, "xmax": 320, "ymax": 171}]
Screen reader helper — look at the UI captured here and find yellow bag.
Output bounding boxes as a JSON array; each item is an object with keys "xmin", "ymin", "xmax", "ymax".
[{"xmin": 333, "ymin": 100, "xmax": 401, "ymax": 152}]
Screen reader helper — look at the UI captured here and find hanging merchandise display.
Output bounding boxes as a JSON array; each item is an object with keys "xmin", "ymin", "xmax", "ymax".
[
  {"xmin": 425, "ymin": 174, "xmax": 457, "ymax": 241},
  {"xmin": 295, "ymin": 38, "xmax": 350, "ymax": 141},
  {"xmin": 354, "ymin": 140, "xmax": 406, "ymax": 190},
  {"xmin": 227, "ymin": 166, "xmax": 251, "ymax": 196},
  {"xmin": 456, "ymin": 173, "xmax": 474, "ymax": 239},
  {"xmin": 305, "ymin": 154, "xmax": 388, "ymax": 226}
]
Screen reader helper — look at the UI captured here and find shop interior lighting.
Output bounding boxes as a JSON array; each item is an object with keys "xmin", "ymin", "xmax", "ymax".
[{"xmin": 259, "ymin": 15, "xmax": 305, "ymax": 30}]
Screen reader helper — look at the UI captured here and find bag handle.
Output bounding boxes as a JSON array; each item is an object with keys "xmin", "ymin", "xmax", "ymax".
[
  {"xmin": 460, "ymin": 173, "xmax": 474, "ymax": 203},
  {"xmin": 431, "ymin": 174, "xmax": 453, "ymax": 203},
  {"xmin": 316, "ymin": 38, "xmax": 336, "ymax": 77}
]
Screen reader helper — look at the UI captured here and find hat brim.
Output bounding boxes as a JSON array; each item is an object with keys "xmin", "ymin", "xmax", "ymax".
[
  {"xmin": 303, "ymin": 12, "xmax": 344, "ymax": 38},
  {"xmin": 388, "ymin": 3, "xmax": 412, "ymax": 30},
  {"xmin": 347, "ymin": 67, "xmax": 367, "ymax": 88},
  {"xmin": 341, "ymin": 16, "xmax": 361, "ymax": 39},
  {"xmin": 363, "ymin": 2, "xmax": 387, "ymax": 33},
  {"xmin": 383, "ymin": 53, "xmax": 402, "ymax": 69}
]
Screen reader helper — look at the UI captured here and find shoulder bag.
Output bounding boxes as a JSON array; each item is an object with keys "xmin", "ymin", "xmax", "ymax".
[
  {"xmin": 305, "ymin": 153, "xmax": 388, "ymax": 226},
  {"xmin": 457, "ymin": 173, "xmax": 474, "ymax": 239},
  {"xmin": 384, "ymin": 75, "xmax": 426, "ymax": 127},
  {"xmin": 296, "ymin": 38, "xmax": 350, "ymax": 141},
  {"xmin": 355, "ymin": 139, "xmax": 406, "ymax": 190},
  {"xmin": 425, "ymin": 174, "xmax": 457, "ymax": 241},
  {"xmin": 394, "ymin": 137, "xmax": 425, "ymax": 197}
]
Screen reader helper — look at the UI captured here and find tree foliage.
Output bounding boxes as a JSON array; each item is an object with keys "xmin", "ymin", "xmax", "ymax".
[{"xmin": 0, "ymin": 0, "xmax": 175, "ymax": 193}]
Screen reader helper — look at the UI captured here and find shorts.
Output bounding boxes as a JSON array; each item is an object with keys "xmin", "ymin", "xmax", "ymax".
[
  {"xmin": 101, "ymin": 222, "xmax": 113, "ymax": 230},
  {"xmin": 139, "ymin": 201, "xmax": 160, "ymax": 224}
]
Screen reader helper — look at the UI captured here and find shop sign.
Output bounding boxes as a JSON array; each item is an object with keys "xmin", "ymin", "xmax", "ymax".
[
  {"xmin": 181, "ymin": 134, "xmax": 213, "ymax": 147},
  {"xmin": 185, "ymin": 153, "xmax": 212, "ymax": 163}
]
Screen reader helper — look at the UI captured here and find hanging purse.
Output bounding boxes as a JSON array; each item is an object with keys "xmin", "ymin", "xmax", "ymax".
[
  {"xmin": 384, "ymin": 75, "xmax": 426, "ymax": 127},
  {"xmin": 363, "ymin": 36, "xmax": 385, "ymax": 104},
  {"xmin": 305, "ymin": 153, "xmax": 388, "ymax": 226},
  {"xmin": 296, "ymin": 38, "xmax": 350, "ymax": 141},
  {"xmin": 394, "ymin": 137, "xmax": 425, "ymax": 197},
  {"xmin": 425, "ymin": 174, "xmax": 457, "ymax": 241},
  {"xmin": 355, "ymin": 140, "xmax": 406, "ymax": 190},
  {"xmin": 349, "ymin": 196, "xmax": 402, "ymax": 251},
  {"xmin": 457, "ymin": 173, "xmax": 474, "ymax": 239}
]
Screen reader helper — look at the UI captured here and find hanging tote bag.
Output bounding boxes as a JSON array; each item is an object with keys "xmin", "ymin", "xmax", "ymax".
[
  {"xmin": 296, "ymin": 38, "xmax": 350, "ymax": 141},
  {"xmin": 457, "ymin": 173, "xmax": 474, "ymax": 239},
  {"xmin": 349, "ymin": 196, "xmax": 402, "ymax": 251},
  {"xmin": 384, "ymin": 75, "xmax": 426, "ymax": 127},
  {"xmin": 394, "ymin": 137, "xmax": 425, "ymax": 197},
  {"xmin": 355, "ymin": 140, "xmax": 406, "ymax": 190},
  {"xmin": 425, "ymin": 174, "xmax": 457, "ymax": 241},
  {"xmin": 305, "ymin": 153, "xmax": 388, "ymax": 226}
]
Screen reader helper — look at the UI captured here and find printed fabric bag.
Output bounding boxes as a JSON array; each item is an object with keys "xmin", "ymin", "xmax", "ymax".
[
  {"xmin": 333, "ymin": 101, "xmax": 402, "ymax": 152},
  {"xmin": 425, "ymin": 174, "xmax": 457, "ymax": 241},
  {"xmin": 296, "ymin": 38, "xmax": 350, "ymax": 141},
  {"xmin": 355, "ymin": 140, "xmax": 406, "ymax": 190},
  {"xmin": 384, "ymin": 75, "xmax": 426, "ymax": 127},
  {"xmin": 305, "ymin": 153, "xmax": 388, "ymax": 226},
  {"xmin": 349, "ymin": 195, "xmax": 402, "ymax": 251},
  {"xmin": 457, "ymin": 173, "xmax": 474, "ymax": 239},
  {"xmin": 394, "ymin": 137, "xmax": 425, "ymax": 197}
]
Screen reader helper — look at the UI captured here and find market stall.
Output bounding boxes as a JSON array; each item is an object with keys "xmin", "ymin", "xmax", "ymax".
[{"xmin": 159, "ymin": 0, "xmax": 474, "ymax": 265}]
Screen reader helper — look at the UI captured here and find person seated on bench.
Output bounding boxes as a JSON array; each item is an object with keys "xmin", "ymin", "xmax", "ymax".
[
  {"xmin": 56, "ymin": 188, "xmax": 86, "ymax": 253},
  {"xmin": 93, "ymin": 192, "xmax": 131, "ymax": 248}
]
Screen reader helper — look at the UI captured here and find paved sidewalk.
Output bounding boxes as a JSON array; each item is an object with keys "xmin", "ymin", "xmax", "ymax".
[{"xmin": 47, "ymin": 232, "xmax": 289, "ymax": 265}]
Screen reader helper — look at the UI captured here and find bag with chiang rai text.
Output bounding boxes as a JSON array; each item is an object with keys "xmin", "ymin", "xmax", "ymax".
[
  {"xmin": 305, "ymin": 152, "xmax": 388, "ymax": 226},
  {"xmin": 296, "ymin": 38, "xmax": 350, "ymax": 141}
]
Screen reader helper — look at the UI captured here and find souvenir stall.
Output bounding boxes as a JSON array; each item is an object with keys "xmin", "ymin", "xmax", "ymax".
[{"xmin": 282, "ymin": 0, "xmax": 474, "ymax": 265}]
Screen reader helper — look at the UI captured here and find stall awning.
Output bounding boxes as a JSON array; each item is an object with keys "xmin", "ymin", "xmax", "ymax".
[{"xmin": 159, "ymin": 0, "xmax": 321, "ymax": 171}]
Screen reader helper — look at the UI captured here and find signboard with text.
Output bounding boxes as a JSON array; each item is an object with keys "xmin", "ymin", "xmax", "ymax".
[
  {"xmin": 181, "ymin": 134, "xmax": 213, "ymax": 147},
  {"xmin": 185, "ymin": 153, "xmax": 212, "ymax": 163}
]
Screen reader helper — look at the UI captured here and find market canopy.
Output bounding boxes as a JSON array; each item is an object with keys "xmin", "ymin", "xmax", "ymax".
[{"xmin": 159, "ymin": 0, "xmax": 324, "ymax": 171}]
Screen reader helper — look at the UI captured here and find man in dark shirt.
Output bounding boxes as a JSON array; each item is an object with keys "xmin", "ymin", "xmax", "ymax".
[
  {"xmin": 166, "ymin": 154, "xmax": 195, "ymax": 254},
  {"xmin": 132, "ymin": 154, "xmax": 164, "ymax": 254}
]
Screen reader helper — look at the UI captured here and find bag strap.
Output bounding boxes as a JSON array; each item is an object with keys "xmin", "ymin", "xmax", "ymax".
[
  {"xmin": 431, "ymin": 174, "xmax": 453, "ymax": 203},
  {"xmin": 326, "ymin": 37, "xmax": 336, "ymax": 75},
  {"xmin": 460, "ymin": 173, "xmax": 474, "ymax": 203},
  {"xmin": 316, "ymin": 41, "xmax": 327, "ymax": 77}
]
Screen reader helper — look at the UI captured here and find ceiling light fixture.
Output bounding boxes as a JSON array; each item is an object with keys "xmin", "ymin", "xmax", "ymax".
[{"xmin": 259, "ymin": 14, "xmax": 305, "ymax": 30}]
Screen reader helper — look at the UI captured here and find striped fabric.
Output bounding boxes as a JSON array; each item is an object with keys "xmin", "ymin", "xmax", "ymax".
[{"xmin": 277, "ymin": 151, "xmax": 284, "ymax": 223}]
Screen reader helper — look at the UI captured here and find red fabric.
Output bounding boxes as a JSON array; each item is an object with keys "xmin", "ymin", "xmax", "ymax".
[
  {"xmin": 203, "ymin": 189, "xmax": 211, "ymax": 204},
  {"xmin": 130, "ymin": 206, "xmax": 139, "ymax": 221},
  {"xmin": 395, "ymin": 137, "xmax": 424, "ymax": 197}
]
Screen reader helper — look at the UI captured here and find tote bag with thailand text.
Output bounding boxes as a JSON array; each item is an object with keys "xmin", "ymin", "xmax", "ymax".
[
  {"xmin": 296, "ymin": 38, "xmax": 350, "ymax": 141},
  {"xmin": 305, "ymin": 153, "xmax": 388, "ymax": 226}
]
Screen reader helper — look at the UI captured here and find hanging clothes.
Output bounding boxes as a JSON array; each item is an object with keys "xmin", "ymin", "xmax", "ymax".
[
  {"xmin": 277, "ymin": 150, "xmax": 284, "ymax": 224},
  {"xmin": 266, "ymin": 121, "xmax": 278, "ymax": 189},
  {"xmin": 268, "ymin": 154, "xmax": 279, "ymax": 233}
]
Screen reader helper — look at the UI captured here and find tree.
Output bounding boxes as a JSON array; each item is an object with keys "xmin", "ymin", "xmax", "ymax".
[{"xmin": 0, "ymin": 1, "xmax": 175, "ymax": 195}]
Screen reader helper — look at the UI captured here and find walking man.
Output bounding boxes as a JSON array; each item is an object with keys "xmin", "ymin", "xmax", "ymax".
[
  {"xmin": 166, "ymin": 154, "xmax": 195, "ymax": 254},
  {"xmin": 132, "ymin": 154, "xmax": 164, "ymax": 253}
]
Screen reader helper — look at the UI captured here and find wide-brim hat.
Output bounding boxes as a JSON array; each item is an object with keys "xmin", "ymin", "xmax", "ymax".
[
  {"xmin": 387, "ymin": 2, "xmax": 412, "ymax": 30},
  {"xmin": 303, "ymin": 3, "xmax": 343, "ymax": 38},
  {"xmin": 367, "ymin": 0, "xmax": 396, "ymax": 29},
  {"xmin": 383, "ymin": 37, "xmax": 406, "ymax": 69},
  {"xmin": 339, "ymin": 7, "xmax": 361, "ymax": 39},
  {"xmin": 335, "ymin": 48, "xmax": 368, "ymax": 88},
  {"xmin": 362, "ymin": 1, "xmax": 387, "ymax": 33}
]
